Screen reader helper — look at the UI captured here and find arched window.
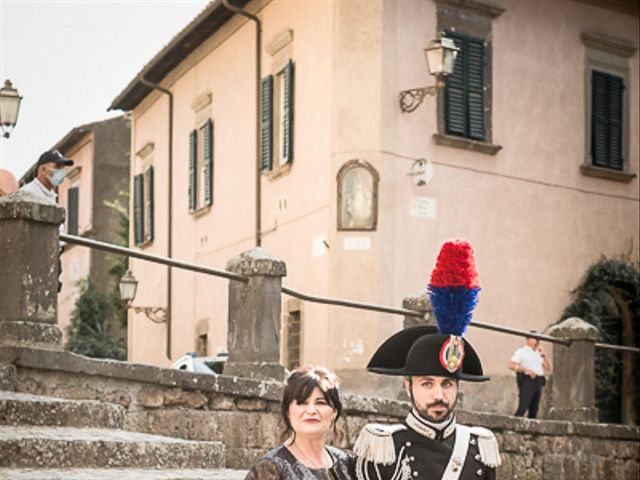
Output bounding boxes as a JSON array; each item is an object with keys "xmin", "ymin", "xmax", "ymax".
[{"xmin": 337, "ymin": 159, "xmax": 379, "ymax": 231}]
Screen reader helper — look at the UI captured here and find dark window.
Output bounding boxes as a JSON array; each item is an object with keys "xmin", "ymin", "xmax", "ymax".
[
  {"xmin": 285, "ymin": 310, "xmax": 301, "ymax": 371},
  {"xmin": 133, "ymin": 166, "xmax": 154, "ymax": 246},
  {"xmin": 67, "ymin": 186, "xmax": 79, "ymax": 235},
  {"xmin": 591, "ymin": 70, "xmax": 624, "ymax": 170},
  {"xmin": 444, "ymin": 32, "xmax": 485, "ymax": 141}
]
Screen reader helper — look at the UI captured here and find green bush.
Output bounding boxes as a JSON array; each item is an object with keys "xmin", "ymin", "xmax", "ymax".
[
  {"xmin": 65, "ymin": 279, "xmax": 126, "ymax": 360},
  {"xmin": 562, "ymin": 255, "xmax": 639, "ymax": 423}
]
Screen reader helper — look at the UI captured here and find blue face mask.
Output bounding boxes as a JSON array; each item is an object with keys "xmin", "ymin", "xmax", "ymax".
[{"xmin": 48, "ymin": 168, "xmax": 66, "ymax": 187}]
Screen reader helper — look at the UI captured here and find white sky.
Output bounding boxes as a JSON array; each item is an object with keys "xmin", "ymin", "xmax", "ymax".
[{"xmin": 0, "ymin": 0, "xmax": 210, "ymax": 180}]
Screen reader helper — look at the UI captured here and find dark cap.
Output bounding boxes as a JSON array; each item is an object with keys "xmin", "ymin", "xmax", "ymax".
[
  {"xmin": 367, "ymin": 326, "xmax": 489, "ymax": 382},
  {"xmin": 37, "ymin": 150, "xmax": 74, "ymax": 167}
]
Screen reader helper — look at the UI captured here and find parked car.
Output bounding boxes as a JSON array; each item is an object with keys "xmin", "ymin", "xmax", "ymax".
[{"xmin": 171, "ymin": 352, "xmax": 228, "ymax": 374}]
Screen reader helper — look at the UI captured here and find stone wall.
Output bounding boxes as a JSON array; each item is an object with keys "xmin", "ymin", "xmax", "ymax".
[{"xmin": 1, "ymin": 346, "xmax": 637, "ymax": 478}]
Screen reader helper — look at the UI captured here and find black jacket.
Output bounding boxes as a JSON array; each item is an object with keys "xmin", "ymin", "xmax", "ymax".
[{"xmin": 353, "ymin": 415, "xmax": 499, "ymax": 480}]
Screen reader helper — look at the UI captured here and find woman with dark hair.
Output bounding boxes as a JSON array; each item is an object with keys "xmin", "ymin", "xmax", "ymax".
[{"xmin": 245, "ymin": 365, "xmax": 354, "ymax": 479}]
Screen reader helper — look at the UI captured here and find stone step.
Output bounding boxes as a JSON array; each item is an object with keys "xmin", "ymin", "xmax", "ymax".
[
  {"xmin": 0, "ymin": 468, "xmax": 247, "ymax": 480},
  {"xmin": 0, "ymin": 391, "xmax": 125, "ymax": 429},
  {"xmin": 0, "ymin": 426, "xmax": 225, "ymax": 469}
]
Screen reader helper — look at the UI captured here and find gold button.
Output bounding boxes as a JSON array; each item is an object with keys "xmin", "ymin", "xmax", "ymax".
[{"xmin": 476, "ymin": 468, "xmax": 483, "ymax": 476}]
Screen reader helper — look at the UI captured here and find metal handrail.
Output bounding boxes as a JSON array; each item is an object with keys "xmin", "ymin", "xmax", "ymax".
[
  {"xmin": 595, "ymin": 343, "xmax": 640, "ymax": 353},
  {"xmin": 61, "ymin": 234, "xmax": 638, "ymax": 353},
  {"xmin": 60, "ymin": 234, "xmax": 249, "ymax": 283}
]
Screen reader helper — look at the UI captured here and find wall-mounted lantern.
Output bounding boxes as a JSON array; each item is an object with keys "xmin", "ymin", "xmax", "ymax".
[
  {"xmin": 399, "ymin": 35, "xmax": 459, "ymax": 113},
  {"xmin": 0, "ymin": 80, "xmax": 23, "ymax": 138}
]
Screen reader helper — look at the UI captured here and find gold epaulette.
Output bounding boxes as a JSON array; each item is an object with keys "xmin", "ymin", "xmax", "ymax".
[
  {"xmin": 353, "ymin": 423, "xmax": 406, "ymax": 466},
  {"xmin": 469, "ymin": 426, "xmax": 502, "ymax": 468}
]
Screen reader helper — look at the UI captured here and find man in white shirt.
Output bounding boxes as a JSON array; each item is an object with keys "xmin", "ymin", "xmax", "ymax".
[
  {"xmin": 20, "ymin": 149, "xmax": 74, "ymax": 204},
  {"xmin": 508, "ymin": 332, "xmax": 552, "ymax": 419},
  {"xmin": 20, "ymin": 150, "xmax": 74, "ymax": 292}
]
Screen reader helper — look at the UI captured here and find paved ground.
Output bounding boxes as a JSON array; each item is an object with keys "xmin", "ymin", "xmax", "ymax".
[{"xmin": 0, "ymin": 469, "xmax": 248, "ymax": 479}]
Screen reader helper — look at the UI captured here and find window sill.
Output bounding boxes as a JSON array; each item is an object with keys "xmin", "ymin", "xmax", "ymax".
[
  {"xmin": 433, "ymin": 133, "xmax": 502, "ymax": 155},
  {"xmin": 580, "ymin": 165, "xmax": 636, "ymax": 183},
  {"xmin": 190, "ymin": 205, "xmax": 212, "ymax": 218},
  {"xmin": 264, "ymin": 162, "xmax": 292, "ymax": 180}
]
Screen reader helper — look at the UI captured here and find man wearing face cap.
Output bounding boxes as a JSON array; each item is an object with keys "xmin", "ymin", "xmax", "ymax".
[
  {"xmin": 20, "ymin": 150, "xmax": 74, "ymax": 292},
  {"xmin": 353, "ymin": 240, "xmax": 501, "ymax": 480},
  {"xmin": 20, "ymin": 150, "xmax": 74, "ymax": 205}
]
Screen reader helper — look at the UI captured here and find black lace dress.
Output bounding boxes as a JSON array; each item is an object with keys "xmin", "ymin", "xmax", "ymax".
[{"xmin": 245, "ymin": 445, "xmax": 355, "ymax": 480}]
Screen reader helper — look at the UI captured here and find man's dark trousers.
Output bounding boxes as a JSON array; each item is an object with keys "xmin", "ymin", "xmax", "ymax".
[{"xmin": 515, "ymin": 376, "xmax": 544, "ymax": 418}]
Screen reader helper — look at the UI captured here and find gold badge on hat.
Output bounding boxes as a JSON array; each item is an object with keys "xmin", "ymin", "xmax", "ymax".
[{"xmin": 439, "ymin": 335, "xmax": 465, "ymax": 373}]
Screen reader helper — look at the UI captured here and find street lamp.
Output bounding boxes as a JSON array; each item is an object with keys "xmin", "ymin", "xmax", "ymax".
[
  {"xmin": 0, "ymin": 80, "xmax": 23, "ymax": 138},
  {"xmin": 119, "ymin": 270, "xmax": 167, "ymax": 324},
  {"xmin": 399, "ymin": 35, "xmax": 460, "ymax": 113}
]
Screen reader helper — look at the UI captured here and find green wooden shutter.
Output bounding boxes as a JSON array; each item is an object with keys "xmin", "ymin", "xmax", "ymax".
[
  {"xmin": 133, "ymin": 174, "xmax": 144, "ymax": 245},
  {"xmin": 467, "ymin": 38, "xmax": 485, "ymax": 140},
  {"xmin": 591, "ymin": 71, "xmax": 624, "ymax": 170},
  {"xmin": 445, "ymin": 33, "xmax": 485, "ymax": 140},
  {"xmin": 67, "ymin": 186, "xmax": 79, "ymax": 235},
  {"xmin": 189, "ymin": 129, "xmax": 197, "ymax": 211},
  {"xmin": 204, "ymin": 119, "xmax": 214, "ymax": 206},
  {"xmin": 261, "ymin": 75, "xmax": 274, "ymax": 171},
  {"xmin": 145, "ymin": 166, "xmax": 154, "ymax": 241},
  {"xmin": 445, "ymin": 34, "xmax": 467, "ymax": 137},
  {"xmin": 282, "ymin": 60, "xmax": 294, "ymax": 165}
]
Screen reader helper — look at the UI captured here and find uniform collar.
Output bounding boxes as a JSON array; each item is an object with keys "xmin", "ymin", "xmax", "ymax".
[{"xmin": 405, "ymin": 409, "xmax": 456, "ymax": 440}]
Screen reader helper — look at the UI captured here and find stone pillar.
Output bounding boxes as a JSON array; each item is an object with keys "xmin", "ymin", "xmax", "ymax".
[
  {"xmin": 0, "ymin": 192, "xmax": 64, "ymax": 348},
  {"xmin": 224, "ymin": 247, "xmax": 286, "ymax": 380},
  {"xmin": 547, "ymin": 317, "xmax": 600, "ymax": 422},
  {"xmin": 402, "ymin": 292, "xmax": 433, "ymax": 329}
]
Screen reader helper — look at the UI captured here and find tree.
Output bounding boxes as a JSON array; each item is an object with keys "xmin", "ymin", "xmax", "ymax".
[{"xmin": 65, "ymin": 191, "xmax": 129, "ymax": 360}]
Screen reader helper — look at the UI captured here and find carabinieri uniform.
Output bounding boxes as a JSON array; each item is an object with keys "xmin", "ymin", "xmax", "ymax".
[
  {"xmin": 354, "ymin": 410, "xmax": 499, "ymax": 480},
  {"xmin": 352, "ymin": 240, "xmax": 502, "ymax": 480}
]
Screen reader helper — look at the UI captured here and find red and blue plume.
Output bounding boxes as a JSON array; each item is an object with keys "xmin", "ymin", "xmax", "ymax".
[{"xmin": 428, "ymin": 239, "xmax": 480, "ymax": 336}]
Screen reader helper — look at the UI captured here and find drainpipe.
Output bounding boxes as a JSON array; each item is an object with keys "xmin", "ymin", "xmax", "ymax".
[
  {"xmin": 137, "ymin": 74, "xmax": 173, "ymax": 359},
  {"xmin": 222, "ymin": 0, "xmax": 262, "ymax": 247}
]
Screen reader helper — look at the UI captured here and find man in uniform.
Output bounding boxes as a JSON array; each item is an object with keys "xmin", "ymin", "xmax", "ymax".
[{"xmin": 353, "ymin": 240, "xmax": 501, "ymax": 480}]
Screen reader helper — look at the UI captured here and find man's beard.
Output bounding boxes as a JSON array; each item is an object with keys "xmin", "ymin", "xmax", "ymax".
[{"xmin": 415, "ymin": 398, "xmax": 457, "ymax": 422}]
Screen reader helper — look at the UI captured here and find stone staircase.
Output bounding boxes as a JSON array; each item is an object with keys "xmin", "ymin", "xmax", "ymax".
[{"xmin": 0, "ymin": 369, "xmax": 247, "ymax": 479}]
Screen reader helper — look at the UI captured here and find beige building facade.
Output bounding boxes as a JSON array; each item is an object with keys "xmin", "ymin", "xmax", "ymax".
[
  {"xmin": 111, "ymin": 0, "xmax": 639, "ymax": 412},
  {"xmin": 21, "ymin": 117, "xmax": 130, "ymax": 340}
]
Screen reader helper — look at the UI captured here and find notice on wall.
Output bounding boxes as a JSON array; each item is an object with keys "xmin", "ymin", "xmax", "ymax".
[
  {"xmin": 410, "ymin": 196, "xmax": 437, "ymax": 219},
  {"xmin": 343, "ymin": 236, "xmax": 372, "ymax": 251}
]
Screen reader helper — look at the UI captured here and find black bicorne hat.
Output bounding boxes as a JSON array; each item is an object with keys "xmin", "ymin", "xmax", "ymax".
[{"xmin": 367, "ymin": 326, "xmax": 489, "ymax": 382}]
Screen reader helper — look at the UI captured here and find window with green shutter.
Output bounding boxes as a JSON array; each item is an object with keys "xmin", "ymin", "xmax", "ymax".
[
  {"xmin": 189, "ymin": 129, "xmax": 197, "ymax": 212},
  {"xmin": 203, "ymin": 119, "xmax": 214, "ymax": 206},
  {"xmin": 133, "ymin": 173, "xmax": 144, "ymax": 245},
  {"xmin": 282, "ymin": 60, "xmax": 294, "ymax": 165},
  {"xmin": 67, "ymin": 186, "xmax": 79, "ymax": 235},
  {"xmin": 444, "ymin": 32, "xmax": 485, "ymax": 141},
  {"xmin": 144, "ymin": 166, "xmax": 154, "ymax": 242},
  {"xmin": 261, "ymin": 75, "xmax": 274, "ymax": 171},
  {"xmin": 591, "ymin": 70, "xmax": 624, "ymax": 171},
  {"xmin": 261, "ymin": 60, "xmax": 295, "ymax": 174}
]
